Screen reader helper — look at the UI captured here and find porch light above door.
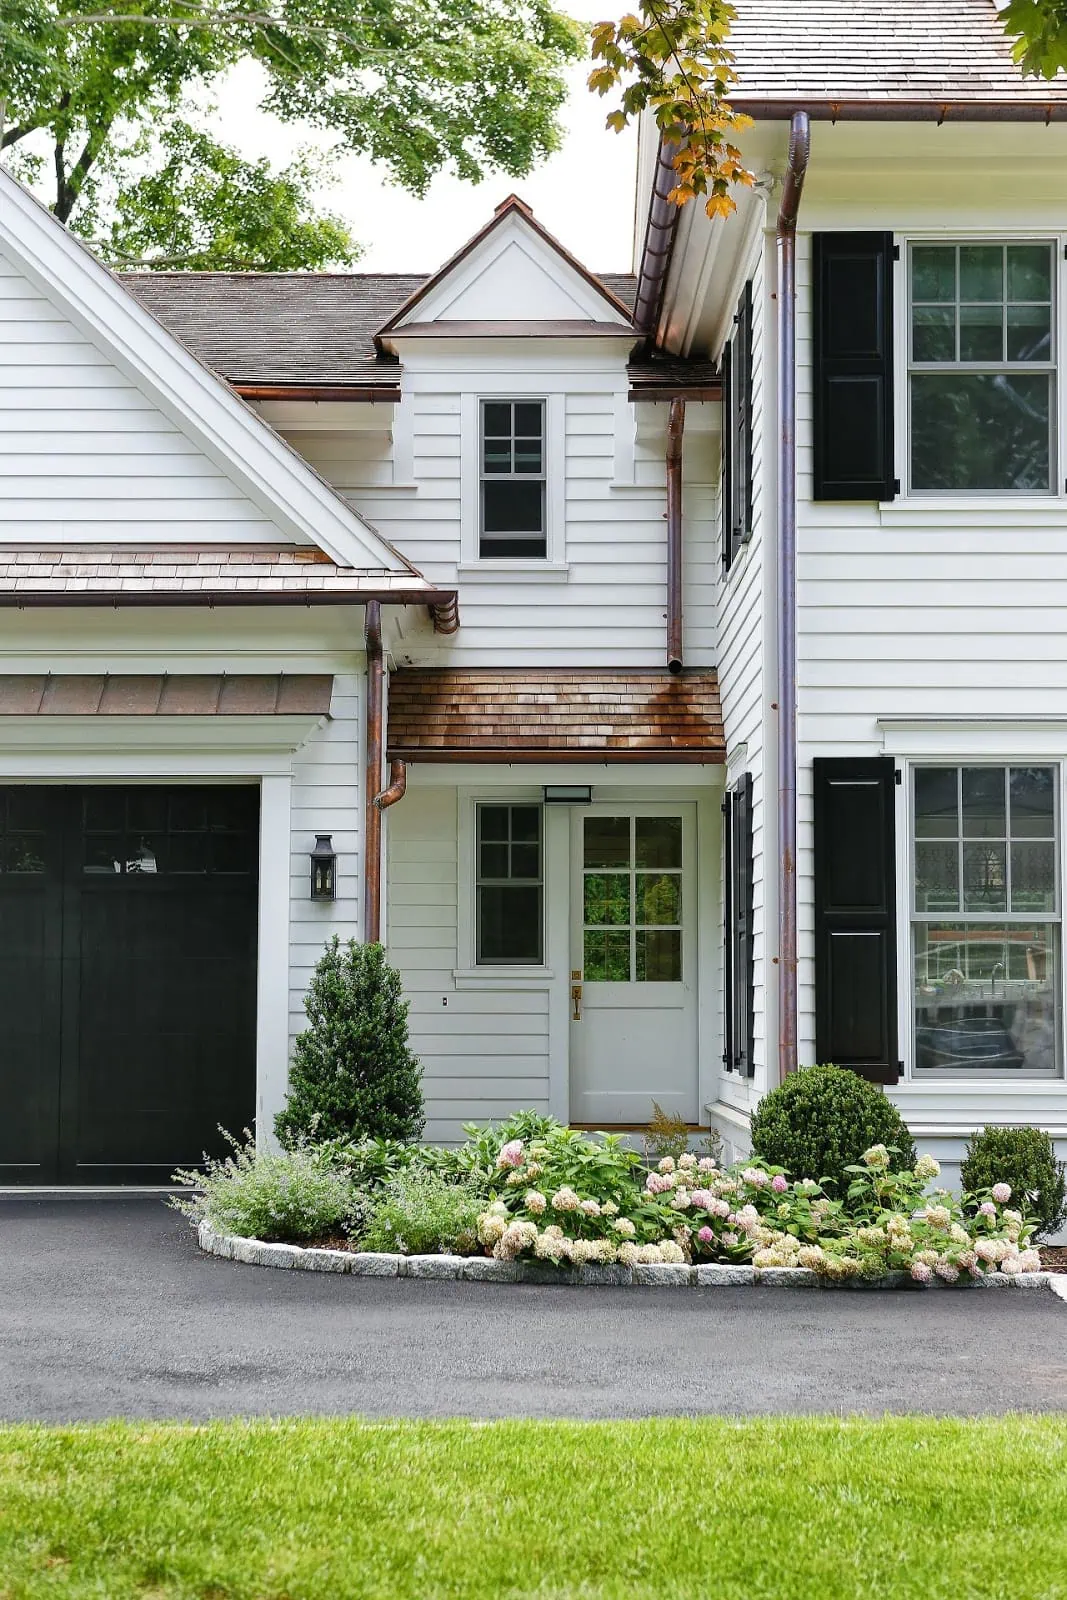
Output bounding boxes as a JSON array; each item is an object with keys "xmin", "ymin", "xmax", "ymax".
[
  {"xmin": 543, "ymin": 785, "xmax": 592, "ymax": 805},
  {"xmin": 310, "ymin": 834, "xmax": 336, "ymax": 900}
]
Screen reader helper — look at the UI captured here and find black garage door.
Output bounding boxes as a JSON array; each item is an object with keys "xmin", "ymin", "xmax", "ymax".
[{"xmin": 0, "ymin": 786, "xmax": 259, "ymax": 1185}]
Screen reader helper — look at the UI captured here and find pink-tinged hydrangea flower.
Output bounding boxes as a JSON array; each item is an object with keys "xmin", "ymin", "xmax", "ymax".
[
  {"xmin": 525, "ymin": 1190, "xmax": 547, "ymax": 1216},
  {"xmin": 696, "ymin": 1225, "xmax": 715, "ymax": 1245},
  {"xmin": 689, "ymin": 1188, "xmax": 713, "ymax": 1209},
  {"xmin": 736, "ymin": 1204, "xmax": 761, "ymax": 1234},
  {"xmin": 712, "ymin": 1198, "xmax": 732, "ymax": 1219},
  {"xmin": 978, "ymin": 1201, "xmax": 997, "ymax": 1218},
  {"xmin": 1000, "ymin": 1255, "xmax": 1022, "ymax": 1275},
  {"xmin": 742, "ymin": 1167, "xmax": 770, "ymax": 1189},
  {"xmin": 991, "ymin": 1183, "xmax": 1012, "ymax": 1203},
  {"xmin": 1019, "ymin": 1249, "xmax": 1042, "ymax": 1273},
  {"xmin": 579, "ymin": 1198, "xmax": 601, "ymax": 1217},
  {"xmin": 934, "ymin": 1262, "xmax": 959, "ymax": 1283},
  {"xmin": 723, "ymin": 1232, "xmax": 739, "ymax": 1247},
  {"xmin": 551, "ymin": 1186, "xmax": 580, "ymax": 1212},
  {"xmin": 698, "ymin": 1156, "xmax": 717, "ymax": 1173},
  {"xmin": 924, "ymin": 1205, "xmax": 952, "ymax": 1231},
  {"xmin": 645, "ymin": 1172, "xmax": 666, "ymax": 1195},
  {"xmin": 658, "ymin": 1157, "xmax": 676, "ymax": 1174},
  {"xmin": 910, "ymin": 1261, "xmax": 934, "ymax": 1283},
  {"xmin": 496, "ymin": 1139, "xmax": 525, "ymax": 1169},
  {"xmin": 771, "ymin": 1174, "xmax": 789, "ymax": 1194},
  {"xmin": 672, "ymin": 1190, "xmax": 692, "ymax": 1210},
  {"xmin": 679, "ymin": 1152, "xmax": 697, "ymax": 1171}
]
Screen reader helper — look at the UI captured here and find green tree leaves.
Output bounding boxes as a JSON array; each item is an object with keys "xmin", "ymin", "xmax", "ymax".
[
  {"xmin": 1001, "ymin": 0, "xmax": 1067, "ymax": 78},
  {"xmin": 1, "ymin": 0, "xmax": 583, "ymax": 268}
]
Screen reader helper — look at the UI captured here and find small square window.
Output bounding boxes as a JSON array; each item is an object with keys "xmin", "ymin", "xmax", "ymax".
[
  {"xmin": 475, "ymin": 803, "xmax": 543, "ymax": 964},
  {"xmin": 479, "ymin": 399, "xmax": 546, "ymax": 558}
]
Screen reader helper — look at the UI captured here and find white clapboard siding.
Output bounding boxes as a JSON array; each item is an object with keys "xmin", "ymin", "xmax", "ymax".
[
  {"xmin": 717, "ymin": 244, "xmax": 770, "ymax": 1101},
  {"xmin": 276, "ymin": 360, "xmax": 719, "ymax": 668},
  {"xmin": 0, "ymin": 250, "xmax": 288, "ymax": 544},
  {"xmin": 385, "ymin": 786, "xmax": 552, "ymax": 1141}
]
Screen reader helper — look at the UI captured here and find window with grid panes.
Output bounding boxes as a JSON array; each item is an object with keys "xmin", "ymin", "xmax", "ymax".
[
  {"xmin": 909, "ymin": 243, "xmax": 1056, "ymax": 492},
  {"xmin": 475, "ymin": 803, "xmax": 543, "ymax": 964},
  {"xmin": 912, "ymin": 765, "xmax": 1060, "ymax": 1077},
  {"xmin": 479, "ymin": 399, "xmax": 546, "ymax": 557},
  {"xmin": 582, "ymin": 815, "xmax": 682, "ymax": 982}
]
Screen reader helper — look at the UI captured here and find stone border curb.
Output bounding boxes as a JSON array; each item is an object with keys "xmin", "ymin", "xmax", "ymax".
[{"xmin": 196, "ymin": 1222, "xmax": 1067, "ymax": 1296}]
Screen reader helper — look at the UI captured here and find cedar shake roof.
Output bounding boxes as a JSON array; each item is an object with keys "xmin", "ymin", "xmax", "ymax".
[
  {"xmin": 0, "ymin": 546, "xmax": 450, "ymax": 607},
  {"xmin": 121, "ymin": 270, "xmax": 637, "ymax": 388},
  {"xmin": 728, "ymin": 0, "xmax": 1067, "ymax": 115},
  {"xmin": 0, "ymin": 674, "xmax": 334, "ymax": 717},
  {"xmin": 387, "ymin": 669, "xmax": 725, "ymax": 763},
  {"xmin": 627, "ymin": 356, "xmax": 721, "ymax": 401}
]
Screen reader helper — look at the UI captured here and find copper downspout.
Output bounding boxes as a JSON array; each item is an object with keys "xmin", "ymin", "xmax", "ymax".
[
  {"xmin": 666, "ymin": 397, "xmax": 685, "ymax": 673},
  {"xmin": 375, "ymin": 759, "xmax": 407, "ymax": 810},
  {"xmin": 775, "ymin": 111, "xmax": 810, "ymax": 1083},
  {"xmin": 364, "ymin": 600, "xmax": 384, "ymax": 944}
]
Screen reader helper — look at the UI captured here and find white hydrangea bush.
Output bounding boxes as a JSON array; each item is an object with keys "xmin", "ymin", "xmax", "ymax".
[{"xmin": 473, "ymin": 1135, "xmax": 1042, "ymax": 1282}]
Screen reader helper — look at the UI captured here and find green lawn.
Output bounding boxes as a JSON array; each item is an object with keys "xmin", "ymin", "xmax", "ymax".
[{"xmin": 1, "ymin": 1415, "xmax": 1066, "ymax": 1599}]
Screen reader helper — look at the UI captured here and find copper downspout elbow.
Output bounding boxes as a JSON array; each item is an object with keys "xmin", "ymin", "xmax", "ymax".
[
  {"xmin": 666, "ymin": 397, "xmax": 685, "ymax": 674},
  {"xmin": 375, "ymin": 759, "xmax": 407, "ymax": 810},
  {"xmin": 364, "ymin": 600, "xmax": 384, "ymax": 945},
  {"xmin": 776, "ymin": 111, "xmax": 811, "ymax": 1082}
]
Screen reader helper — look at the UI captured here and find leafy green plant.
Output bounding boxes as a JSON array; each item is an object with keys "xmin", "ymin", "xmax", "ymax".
[
  {"xmin": 171, "ymin": 1131, "xmax": 356, "ymax": 1244},
  {"xmin": 360, "ymin": 1172, "xmax": 483, "ymax": 1256},
  {"xmin": 749, "ymin": 1064, "xmax": 917, "ymax": 1196},
  {"xmin": 275, "ymin": 939, "xmax": 423, "ymax": 1148},
  {"xmin": 962, "ymin": 1126, "xmax": 1067, "ymax": 1240}
]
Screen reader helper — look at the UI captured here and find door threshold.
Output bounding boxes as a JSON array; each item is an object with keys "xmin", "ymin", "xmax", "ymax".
[{"xmin": 570, "ymin": 1123, "xmax": 711, "ymax": 1134}]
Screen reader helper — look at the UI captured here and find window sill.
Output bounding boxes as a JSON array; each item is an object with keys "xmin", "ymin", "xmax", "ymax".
[
  {"xmin": 457, "ymin": 561, "xmax": 570, "ymax": 582},
  {"xmin": 453, "ymin": 967, "xmax": 555, "ymax": 990},
  {"xmin": 878, "ymin": 496, "xmax": 1065, "ymax": 518}
]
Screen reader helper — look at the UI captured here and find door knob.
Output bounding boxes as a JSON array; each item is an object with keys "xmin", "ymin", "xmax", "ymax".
[{"xmin": 571, "ymin": 982, "xmax": 582, "ymax": 1022}]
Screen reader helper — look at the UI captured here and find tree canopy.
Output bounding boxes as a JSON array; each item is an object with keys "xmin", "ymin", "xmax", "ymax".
[{"xmin": 0, "ymin": 0, "xmax": 584, "ymax": 268}]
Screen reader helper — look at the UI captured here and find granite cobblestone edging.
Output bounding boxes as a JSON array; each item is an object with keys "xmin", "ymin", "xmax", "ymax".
[{"xmin": 197, "ymin": 1222, "xmax": 1067, "ymax": 1299}]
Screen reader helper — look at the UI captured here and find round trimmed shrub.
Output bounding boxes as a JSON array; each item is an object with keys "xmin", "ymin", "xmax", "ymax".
[
  {"xmin": 749, "ymin": 1063, "xmax": 916, "ymax": 1195},
  {"xmin": 961, "ymin": 1126, "xmax": 1066, "ymax": 1240}
]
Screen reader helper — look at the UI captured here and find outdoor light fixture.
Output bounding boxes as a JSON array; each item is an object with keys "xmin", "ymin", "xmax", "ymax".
[
  {"xmin": 310, "ymin": 834, "xmax": 336, "ymax": 900},
  {"xmin": 542, "ymin": 785, "xmax": 592, "ymax": 805}
]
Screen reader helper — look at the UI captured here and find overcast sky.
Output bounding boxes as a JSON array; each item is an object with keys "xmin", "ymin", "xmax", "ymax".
[{"xmin": 215, "ymin": 2, "xmax": 638, "ymax": 275}]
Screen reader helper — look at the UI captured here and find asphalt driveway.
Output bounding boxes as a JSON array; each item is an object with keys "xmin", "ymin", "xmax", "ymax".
[{"xmin": 2, "ymin": 1194, "xmax": 1066, "ymax": 1422}]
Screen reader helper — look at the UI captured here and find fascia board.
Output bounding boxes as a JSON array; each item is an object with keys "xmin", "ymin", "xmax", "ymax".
[{"xmin": 0, "ymin": 173, "xmax": 414, "ymax": 578}]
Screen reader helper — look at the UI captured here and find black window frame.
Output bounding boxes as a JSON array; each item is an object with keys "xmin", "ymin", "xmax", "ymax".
[
  {"xmin": 475, "ymin": 801, "xmax": 544, "ymax": 966},
  {"xmin": 723, "ymin": 773, "xmax": 754, "ymax": 1076},
  {"xmin": 722, "ymin": 280, "xmax": 754, "ymax": 573},
  {"xmin": 479, "ymin": 398, "xmax": 547, "ymax": 560}
]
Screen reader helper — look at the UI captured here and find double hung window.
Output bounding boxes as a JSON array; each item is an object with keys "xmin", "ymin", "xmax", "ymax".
[
  {"xmin": 475, "ymin": 803, "xmax": 543, "ymax": 964},
  {"xmin": 479, "ymin": 400, "xmax": 546, "ymax": 558},
  {"xmin": 912, "ymin": 765, "xmax": 1060, "ymax": 1077},
  {"xmin": 909, "ymin": 242, "xmax": 1056, "ymax": 492},
  {"xmin": 722, "ymin": 281, "xmax": 754, "ymax": 569}
]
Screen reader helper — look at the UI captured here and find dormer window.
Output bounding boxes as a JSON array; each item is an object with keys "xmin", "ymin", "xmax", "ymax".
[{"xmin": 480, "ymin": 399, "xmax": 546, "ymax": 558}]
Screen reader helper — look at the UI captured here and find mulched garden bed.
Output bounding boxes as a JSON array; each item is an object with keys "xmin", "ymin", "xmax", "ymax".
[{"xmin": 1039, "ymin": 1246, "xmax": 1067, "ymax": 1274}]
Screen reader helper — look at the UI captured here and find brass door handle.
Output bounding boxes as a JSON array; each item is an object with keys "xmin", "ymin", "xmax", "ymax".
[{"xmin": 571, "ymin": 983, "xmax": 582, "ymax": 1022}]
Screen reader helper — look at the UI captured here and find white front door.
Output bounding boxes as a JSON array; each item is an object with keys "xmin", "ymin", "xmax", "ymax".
[{"xmin": 569, "ymin": 804, "xmax": 698, "ymax": 1125}]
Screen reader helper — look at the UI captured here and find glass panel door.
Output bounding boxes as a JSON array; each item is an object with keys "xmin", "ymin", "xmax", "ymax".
[{"xmin": 582, "ymin": 815, "xmax": 683, "ymax": 983}]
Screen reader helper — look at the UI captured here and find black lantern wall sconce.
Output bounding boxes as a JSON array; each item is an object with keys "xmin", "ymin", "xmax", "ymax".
[{"xmin": 310, "ymin": 834, "xmax": 336, "ymax": 901}]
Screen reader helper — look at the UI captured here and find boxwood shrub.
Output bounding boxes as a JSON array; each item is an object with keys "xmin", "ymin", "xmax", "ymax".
[
  {"xmin": 749, "ymin": 1063, "xmax": 916, "ymax": 1196},
  {"xmin": 961, "ymin": 1126, "xmax": 1067, "ymax": 1240}
]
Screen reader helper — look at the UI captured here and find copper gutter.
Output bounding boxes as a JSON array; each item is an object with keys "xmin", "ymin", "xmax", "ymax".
[
  {"xmin": 665, "ymin": 397, "xmax": 685, "ymax": 673},
  {"xmin": 236, "ymin": 384, "xmax": 400, "ymax": 403},
  {"xmin": 776, "ymin": 111, "xmax": 810, "ymax": 1083},
  {"xmin": 364, "ymin": 600, "xmax": 385, "ymax": 945},
  {"xmin": 730, "ymin": 98, "xmax": 1067, "ymax": 124},
  {"xmin": 0, "ymin": 587, "xmax": 457, "ymax": 610},
  {"xmin": 632, "ymin": 139, "xmax": 682, "ymax": 344}
]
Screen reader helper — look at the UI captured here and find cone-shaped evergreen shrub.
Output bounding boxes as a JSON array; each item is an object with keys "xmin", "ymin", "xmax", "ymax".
[
  {"xmin": 275, "ymin": 938, "xmax": 424, "ymax": 1147},
  {"xmin": 749, "ymin": 1062, "xmax": 916, "ymax": 1195}
]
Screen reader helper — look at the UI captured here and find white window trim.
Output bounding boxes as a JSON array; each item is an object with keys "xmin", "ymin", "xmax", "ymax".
[
  {"xmin": 456, "ymin": 787, "xmax": 551, "ymax": 980},
  {"xmin": 887, "ymin": 230, "xmax": 1067, "ymax": 509},
  {"xmin": 460, "ymin": 392, "xmax": 566, "ymax": 567},
  {"xmin": 895, "ymin": 754, "xmax": 1066, "ymax": 1084}
]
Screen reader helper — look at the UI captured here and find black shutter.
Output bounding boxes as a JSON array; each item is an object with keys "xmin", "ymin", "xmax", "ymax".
[
  {"xmin": 813, "ymin": 757, "xmax": 899, "ymax": 1083},
  {"xmin": 722, "ymin": 280, "xmax": 754, "ymax": 572},
  {"xmin": 812, "ymin": 233, "xmax": 895, "ymax": 502},
  {"xmin": 723, "ymin": 773, "xmax": 754, "ymax": 1076}
]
